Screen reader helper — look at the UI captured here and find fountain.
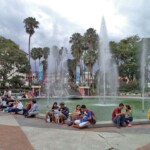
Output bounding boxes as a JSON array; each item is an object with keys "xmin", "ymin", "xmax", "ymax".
[
  {"xmin": 30, "ymin": 18, "xmax": 150, "ymax": 121},
  {"xmin": 96, "ymin": 17, "xmax": 119, "ymax": 104},
  {"xmin": 46, "ymin": 46, "xmax": 68, "ymax": 99},
  {"xmin": 140, "ymin": 38, "xmax": 150, "ymax": 112}
]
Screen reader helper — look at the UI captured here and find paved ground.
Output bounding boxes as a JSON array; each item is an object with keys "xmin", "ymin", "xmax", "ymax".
[{"xmin": 0, "ymin": 112, "xmax": 150, "ymax": 150}]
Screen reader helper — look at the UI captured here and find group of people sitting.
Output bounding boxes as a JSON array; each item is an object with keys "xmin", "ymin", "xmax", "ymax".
[
  {"xmin": 0, "ymin": 95, "xmax": 96, "ymax": 128},
  {"xmin": 112, "ymin": 103, "xmax": 133, "ymax": 128},
  {"xmin": 0, "ymin": 96, "xmax": 39, "ymax": 118},
  {"xmin": 45, "ymin": 102, "xmax": 96, "ymax": 128},
  {"xmin": 0, "ymin": 95, "xmax": 134, "ymax": 129}
]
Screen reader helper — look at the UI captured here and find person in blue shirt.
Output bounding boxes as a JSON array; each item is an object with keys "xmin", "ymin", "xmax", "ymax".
[{"xmin": 73, "ymin": 105, "xmax": 94, "ymax": 128}]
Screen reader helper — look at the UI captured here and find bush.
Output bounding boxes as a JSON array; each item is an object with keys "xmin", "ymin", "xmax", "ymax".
[{"xmin": 119, "ymin": 80, "xmax": 140, "ymax": 93}]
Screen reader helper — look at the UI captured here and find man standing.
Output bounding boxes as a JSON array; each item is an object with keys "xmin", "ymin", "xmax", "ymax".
[{"xmin": 112, "ymin": 103, "xmax": 125, "ymax": 128}]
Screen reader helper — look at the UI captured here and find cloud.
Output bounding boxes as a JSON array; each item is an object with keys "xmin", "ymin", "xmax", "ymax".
[
  {"xmin": 113, "ymin": 0, "xmax": 150, "ymax": 38},
  {"xmin": 0, "ymin": 0, "xmax": 84, "ymax": 53}
]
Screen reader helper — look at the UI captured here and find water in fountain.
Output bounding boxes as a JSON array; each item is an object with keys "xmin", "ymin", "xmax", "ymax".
[
  {"xmin": 46, "ymin": 46, "xmax": 68, "ymax": 100},
  {"xmin": 96, "ymin": 17, "xmax": 119, "ymax": 104},
  {"xmin": 140, "ymin": 38, "xmax": 149, "ymax": 112}
]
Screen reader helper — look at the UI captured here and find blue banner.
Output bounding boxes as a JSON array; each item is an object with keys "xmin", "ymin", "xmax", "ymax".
[
  {"xmin": 38, "ymin": 63, "xmax": 43, "ymax": 81},
  {"xmin": 76, "ymin": 64, "xmax": 80, "ymax": 84}
]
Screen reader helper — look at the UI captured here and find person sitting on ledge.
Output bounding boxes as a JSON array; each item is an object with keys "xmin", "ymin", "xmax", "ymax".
[
  {"xmin": 25, "ymin": 100, "xmax": 39, "ymax": 118},
  {"xmin": 69, "ymin": 104, "xmax": 82, "ymax": 121},
  {"xmin": 112, "ymin": 103, "xmax": 126, "ymax": 128},
  {"xmin": 125, "ymin": 104, "xmax": 133, "ymax": 127},
  {"xmin": 45, "ymin": 102, "xmax": 59, "ymax": 123},
  {"xmin": 10, "ymin": 100, "xmax": 23, "ymax": 114},
  {"xmin": 59, "ymin": 102, "xmax": 69, "ymax": 124},
  {"xmin": 23, "ymin": 101, "xmax": 32, "ymax": 116},
  {"xmin": 73, "ymin": 105, "xmax": 96, "ymax": 128}
]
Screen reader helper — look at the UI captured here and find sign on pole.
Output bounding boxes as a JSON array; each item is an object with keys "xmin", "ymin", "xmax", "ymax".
[
  {"xmin": 38, "ymin": 63, "xmax": 43, "ymax": 81},
  {"xmin": 76, "ymin": 64, "xmax": 80, "ymax": 84}
]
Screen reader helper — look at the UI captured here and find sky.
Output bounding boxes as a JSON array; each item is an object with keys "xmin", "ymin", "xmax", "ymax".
[{"xmin": 0, "ymin": 0, "xmax": 149, "ymax": 54}]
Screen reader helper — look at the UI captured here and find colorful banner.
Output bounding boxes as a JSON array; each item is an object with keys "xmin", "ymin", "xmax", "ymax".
[
  {"xmin": 38, "ymin": 63, "xmax": 43, "ymax": 81},
  {"xmin": 76, "ymin": 64, "xmax": 80, "ymax": 84}
]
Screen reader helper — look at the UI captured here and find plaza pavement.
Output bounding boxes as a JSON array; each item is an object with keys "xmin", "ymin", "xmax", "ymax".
[{"xmin": 0, "ymin": 112, "xmax": 150, "ymax": 150}]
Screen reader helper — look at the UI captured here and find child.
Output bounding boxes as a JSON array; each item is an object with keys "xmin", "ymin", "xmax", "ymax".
[{"xmin": 54, "ymin": 109, "xmax": 60, "ymax": 123}]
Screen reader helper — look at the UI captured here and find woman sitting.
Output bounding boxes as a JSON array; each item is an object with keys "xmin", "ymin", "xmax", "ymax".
[
  {"xmin": 45, "ymin": 102, "xmax": 59, "ymax": 123},
  {"xmin": 11, "ymin": 100, "xmax": 23, "ymax": 114},
  {"xmin": 69, "ymin": 105, "xmax": 82, "ymax": 121},
  {"xmin": 23, "ymin": 101, "xmax": 32, "ymax": 116},
  {"xmin": 125, "ymin": 104, "xmax": 133, "ymax": 127},
  {"xmin": 25, "ymin": 100, "xmax": 39, "ymax": 118}
]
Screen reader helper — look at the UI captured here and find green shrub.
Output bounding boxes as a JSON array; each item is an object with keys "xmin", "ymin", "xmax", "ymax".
[{"xmin": 119, "ymin": 80, "xmax": 140, "ymax": 93}]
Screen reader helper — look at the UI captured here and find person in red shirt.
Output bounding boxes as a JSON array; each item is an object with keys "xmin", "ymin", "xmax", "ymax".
[{"xmin": 112, "ymin": 103, "xmax": 125, "ymax": 128}]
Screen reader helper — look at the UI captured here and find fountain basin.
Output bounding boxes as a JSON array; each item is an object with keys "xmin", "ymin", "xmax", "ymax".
[{"xmin": 21, "ymin": 97, "xmax": 150, "ymax": 121}]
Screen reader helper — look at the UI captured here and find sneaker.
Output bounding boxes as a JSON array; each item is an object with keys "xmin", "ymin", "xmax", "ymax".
[{"xmin": 128, "ymin": 124, "xmax": 132, "ymax": 127}]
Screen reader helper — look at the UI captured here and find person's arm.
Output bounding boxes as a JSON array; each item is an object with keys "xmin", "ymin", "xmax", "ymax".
[
  {"xmin": 87, "ymin": 111, "xmax": 93, "ymax": 121},
  {"xmin": 125, "ymin": 110, "xmax": 132, "ymax": 115},
  {"xmin": 31, "ymin": 104, "xmax": 38, "ymax": 112},
  {"xmin": 62, "ymin": 107, "xmax": 69, "ymax": 116},
  {"xmin": 116, "ymin": 111, "xmax": 125, "ymax": 116}
]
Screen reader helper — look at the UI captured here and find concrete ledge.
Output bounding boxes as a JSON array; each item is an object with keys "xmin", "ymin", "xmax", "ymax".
[
  {"xmin": 36, "ymin": 113, "xmax": 150, "ymax": 128},
  {"xmin": 89, "ymin": 119, "xmax": 150, "ymax": 128}
]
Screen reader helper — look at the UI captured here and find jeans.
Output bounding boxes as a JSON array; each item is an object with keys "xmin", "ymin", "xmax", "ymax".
[
  {"xmin": 11, "ymin": 108, "xmax": 22, "ymax": 114},
  {"xmin": 113, "ymin": 115, "xmax": 125, "ymax": 126},
  {"xmin": 5, "ymin": 107, "xmax": 13, "ymax": 112},
  {"xmin": 28, "ymin": 111, "xmax": 39, "ymax": 117},
  {"xmin": 125, "ymin": 117, "xmax": 133, "ymax": 124}
]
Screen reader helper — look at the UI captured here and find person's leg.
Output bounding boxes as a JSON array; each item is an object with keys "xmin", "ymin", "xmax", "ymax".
[
  {"xmin": 125, "ymin": 117, "xmax": 133, "ymax": 125},
  {"xmin": 14, "ymin": 108, "xmax": 22, "ymax": 114},
  {"xmin": 78, "ymin": 121, "xmax": 89, "ymax": 128},
  {"xmin": 8, "ymin": 107, "xmax": 14, "ymax": 112},
  {"xmin": 28, "ymin": 111, "xmax": 39, "ymax": 117},
  {"xmin": 113, "ymin": 116, "xmax": 121, "ymax": 127},
  {"xmin": 120, "ymin": 115, "xmax": 125, "ymax": 126},
  {"xmin": 23, "ymin": 108, "xmax": 27, "ymax": 115},
  {"xmin": 52, "ymin": 112, "xmax": 55, "ymax": 122},
  {"xmin": 73, "ymin": 120, "xmax": 80, "ymax": 128},
  {"xmin": 59, "ymin": 114, "xmax": 67, "ymax": 124},
  {"xmin": 128, "ymin": 117, "xmax": 133, "ymax": 122},
  {"xmin": 45, "ymin": 112, "xmax": 50, "ymax": 122}
]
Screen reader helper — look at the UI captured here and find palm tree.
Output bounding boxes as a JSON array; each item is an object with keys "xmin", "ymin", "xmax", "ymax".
[
  {"xmin": 84, "ymin": 50, "xmax": 97, "ymax": 86},
  {"xmin": 36, "ymin": 47, "xmax": 43, "ymax": 64},
  {"xmin": 69, "ymin": 33, "xmax": 84, "ymax": 64},
  {"xmin": 43, "ymin": 47, "xmax": 50, "ymax": 60},
  {"xmin": 31, "ymin": 47, "xmax": 39, "ymax": 73},
  {"xmin": 69, "ymin": 33, "xmax": 84, "ymax": 84},
  {"xmin": 83, "ymin": 28, "xmax": 99, "ymax": 87},
  {"xmin": 42, "ymin": 47, "xmax": 50, "ymax": 80},
  {"xmin": 23, "ymin": 17, "xmax": 39, "ymax": 66}
]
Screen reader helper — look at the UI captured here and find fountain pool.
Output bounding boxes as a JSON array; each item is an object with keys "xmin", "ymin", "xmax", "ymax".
[{"xmin": 22, "ymin": 97, "xmax": 150, "ymax": 121}]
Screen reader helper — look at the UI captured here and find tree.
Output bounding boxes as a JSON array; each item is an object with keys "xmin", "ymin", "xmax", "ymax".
[
  {"xmin": 110, "ymin": 35, "xmax": 140, "ymax": 80},
  {"xmin": 42, "ymin": 47, "xmax": 50, "ymax": 80},
  {"xmin": 69, "ymin": 33, "xmax": 84, "ymax": 64},
  {"xmin": 31, "ymin": 47, "xmax": 39, "ymax": 72},
  {"xmin": 43, "ymin": 47, "xmax": 50, "ymax": 60},
  {"xmin": 67, "ymin": 59, "xmax": 76, "ymax": 82},
  {"xmin": 83, "ymin": 28, "xmax": 99, "ymax": 86},
  {"xmin": 36, "ymin": 47, "xmax": 43, "ymax": 64},
  {"xmin": 23, "ymin": 17, "xmax": 39, "ymax": 66},
  {"xmin": 0, "ymin": 36, "xmax": 29, "ymax": 82}
]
